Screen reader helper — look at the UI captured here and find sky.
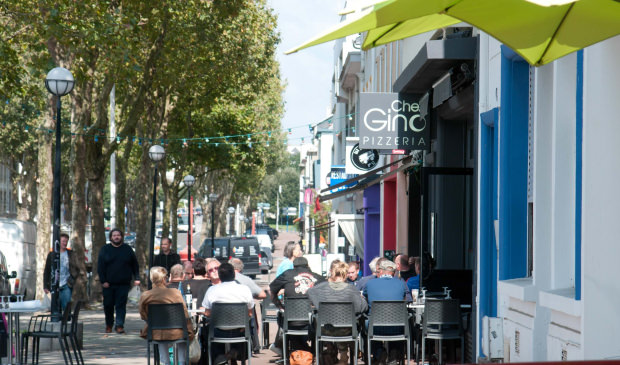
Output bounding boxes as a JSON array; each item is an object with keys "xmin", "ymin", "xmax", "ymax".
[{"xmin": 268, "ymin": 0, "xmax": 346, "ymax": 145}]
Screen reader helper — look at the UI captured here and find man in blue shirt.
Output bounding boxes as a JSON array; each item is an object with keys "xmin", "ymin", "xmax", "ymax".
[{"xmin": 363, "ymin": 259, "xmax": 411, "ymax": 363}]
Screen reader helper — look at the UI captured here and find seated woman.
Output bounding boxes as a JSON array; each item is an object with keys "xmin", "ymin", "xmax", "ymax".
[
  {"xmin": 307, "ymin": 260, "xmax": 368, "ymax": 365},
  {"xmin": 139, "ymin": 266, "xmax": 194, "ymax": 365}
]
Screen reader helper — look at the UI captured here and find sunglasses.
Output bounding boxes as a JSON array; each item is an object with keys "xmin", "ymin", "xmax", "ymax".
[{"xmin": 208, "ymin": 267, "xmax": 220, "ymax": 273}]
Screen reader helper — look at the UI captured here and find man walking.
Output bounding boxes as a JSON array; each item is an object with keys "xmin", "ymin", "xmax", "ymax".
[
  {"xmin": 98, "ymin": 228, "xmax": 140, "ymax": 334},
  {"xmin": 152, "ymin": 237, "xmax": 180, "ymax": 273},
  {"xmin": 44, "ymin": 233, "xmax": 79, "ymax": 311}
]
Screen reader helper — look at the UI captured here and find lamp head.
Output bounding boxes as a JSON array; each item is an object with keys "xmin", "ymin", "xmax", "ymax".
[
  {"xmin": 148, "ymin": 145, "xmax": 165, "ymax": 162},
  {"xmin": 208, "ymin": 193, "xmax": 219, "ymax": 202},
  {"xmin": 45, "ymin": 67, "xmax": 75, "ymax": 96},
  {"xmin": 183, "ymin": 175, "xmax": 195, "ymax": 187}
]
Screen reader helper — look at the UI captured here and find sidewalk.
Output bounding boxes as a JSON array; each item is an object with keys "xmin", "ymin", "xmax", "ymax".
[{"xmin": 31, "ymin": 231, "xmax": 301, "ymax": 365}]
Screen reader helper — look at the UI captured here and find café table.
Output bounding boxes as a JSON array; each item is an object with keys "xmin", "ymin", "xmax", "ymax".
[{"xmin": 0, "ymin": 301, "xmax": 46, "ymax": 365}]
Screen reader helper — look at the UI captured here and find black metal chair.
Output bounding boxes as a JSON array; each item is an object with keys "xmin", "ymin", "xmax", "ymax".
[
  {"xmin": 208, "ymin": 302, "xmax": 252, "ymax": 365},
  {"xmin": 29, "ymin": 300, "xmax": 74, "ymax": 365},
  {"xmin": 366, "ymin": 301, "xmax": 411, "ymax": 365},
  {"xmin": 260, "ymin": 292, "xmax": 279, "ymax": 349},
  {"xmin": 314, "ymin": 301, "xmax": 359, "ymax": 365},
  {"xmin": 147, "ymin": 303, "xmax": 190, "ymax": 365},
  {"xmin": 421, "ymin": 298, "xmax": 464, "ymax": 365},
  {"xmin": 282, "ymin": 297, "xmax": 312, "ymax": 365},
  {"xmin": 67, "ymin": 301, "xmax": 84, "ymax": 365}
]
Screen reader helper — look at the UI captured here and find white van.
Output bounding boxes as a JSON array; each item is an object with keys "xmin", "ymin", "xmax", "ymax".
[{"xmin": 0, "ymin": 218, "xmax": 36, "ymax": 299}]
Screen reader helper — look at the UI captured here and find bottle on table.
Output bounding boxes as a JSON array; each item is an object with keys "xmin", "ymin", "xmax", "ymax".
[{"xmin": 185, "ymin": 283, "xmax": 193, "ymax": 310}]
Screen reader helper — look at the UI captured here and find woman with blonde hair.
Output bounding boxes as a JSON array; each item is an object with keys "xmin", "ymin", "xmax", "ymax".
[
  {"xmin": 139, "ymin": 266, "xmax": 194, "ymax": 365},
  {"xmin": 307, "ymin": 260, "xmax": 368, "ymax": 364}
]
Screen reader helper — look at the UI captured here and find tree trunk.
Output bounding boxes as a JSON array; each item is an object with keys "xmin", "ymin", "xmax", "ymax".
[
  {"xmin": 133, "ymin": 145, "xmax": 151, "ymax": 283},
  {"xmin": 35, "ymin": 98, "xmax": 54, "ymax": 300},
  {"xmin": 89, "ymin": 175, "xmax": 106, "ymax": 301},
  {"xmin": 70, "ymin": 131, "xmax": 88, "ymax": 302}
]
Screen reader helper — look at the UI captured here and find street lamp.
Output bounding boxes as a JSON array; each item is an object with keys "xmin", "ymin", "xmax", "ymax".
[
  {"xmin": 147, "ymin": 145, "xmax": 165, "ymax": 289},
  {"xmin": 183, "ymin": 175, "xmax": 195, "ymax": 261},
  {"xmin": 227, "ymin": 206, "xmax": 235, "ymax": 236},
  {"xmin": 208, "ymin": 193, "xmax": 219, "ymax": 257},
  {"xmin": 45, "ymin": 67, "xmax": 74, "ymax": 320}
]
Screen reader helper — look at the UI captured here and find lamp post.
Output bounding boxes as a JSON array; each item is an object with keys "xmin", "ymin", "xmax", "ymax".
[
  {"xmin": 227, "ymin": 207, "xmax": 235, "ymax": 236},
  {"xmin": 147, "ymin": 145, "xmax": 165, "ymax": 289},
  {"xmin": 208, "ymin": 193, "xmax": 219, "ymax": 256},
  {"xmin": 183, "ymin": 175, "xmax": 195, "ymax": 261},
  {"xmin": 45, "ymin": 67, "xmax": 74, "ymax": 320}
]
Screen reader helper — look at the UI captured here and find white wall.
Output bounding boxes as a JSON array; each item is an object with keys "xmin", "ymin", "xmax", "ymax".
[{"xmin": 581, "ymin": 34, "xmax": 620, "ymax": 360}]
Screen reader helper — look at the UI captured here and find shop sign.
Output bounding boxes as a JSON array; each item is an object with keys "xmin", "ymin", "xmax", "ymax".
[
  {"xmin": 359, "ymin": 92, "xmax": 430, "ymax": 151},
  {"xmin": 328, "ymin": 166, "xmax": 358, "ymax": 193},
  {"xmin": 345, "ymin": 137, "xmax": 381, "ymax": 174}
]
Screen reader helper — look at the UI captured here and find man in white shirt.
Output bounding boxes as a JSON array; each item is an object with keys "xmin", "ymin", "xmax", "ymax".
[{"xmin": 202, "ymin": 263, "xmax": 254, "ymax": 364}]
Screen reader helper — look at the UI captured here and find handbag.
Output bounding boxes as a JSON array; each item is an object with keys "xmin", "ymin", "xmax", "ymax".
[
  {"xmin": 189, "ymin": 335, "xmax": 201, "ymax": 364},
  {"xmin": 289, "ymin": 350, "xmax": 313, "ymax": 365},
  {"xmin": 127, "ymin": 286, "xmax": 141, "ymax": 305}
]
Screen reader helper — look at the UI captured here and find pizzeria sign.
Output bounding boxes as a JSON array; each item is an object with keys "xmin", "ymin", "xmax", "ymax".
[{"xmin": 359, "ymin": 92, "xmax": 430, "ymax": 151}]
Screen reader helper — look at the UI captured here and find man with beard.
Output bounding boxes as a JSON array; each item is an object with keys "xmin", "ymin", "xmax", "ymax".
[{"xmin": 98, "ymin": 228, "xmax": 140, "ymax": 334}]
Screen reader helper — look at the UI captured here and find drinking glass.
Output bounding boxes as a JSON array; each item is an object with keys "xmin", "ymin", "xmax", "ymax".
[{"xmin": 411, "ymin": 289, "xmax": 419, "ymax": 303}]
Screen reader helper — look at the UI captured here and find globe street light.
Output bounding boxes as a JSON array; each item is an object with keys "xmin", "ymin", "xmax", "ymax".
[
  {"xmin": 148, "ymin": 145, "xmax": 165, "ymax": 289},
  {"xmin": 45, "ymin": 67, "xmax": 75, "ymax": 320},
  {"xmin": 208, "ymin": 193, "xmax": 219, "ymax": 256},
  {"xmin": 227, "ymin": 206, "xmax": 235, "ymax": 236},
  {"xmin": 183, "ymin": 175, "xmax": 195, "ymax": 261}
]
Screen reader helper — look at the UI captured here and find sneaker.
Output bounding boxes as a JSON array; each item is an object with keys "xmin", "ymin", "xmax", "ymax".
[{"xmin": 269, "ymin": 343, "xmax": 283, "ymax": 357}]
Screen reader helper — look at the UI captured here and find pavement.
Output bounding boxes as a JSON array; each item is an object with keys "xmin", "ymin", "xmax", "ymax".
[{"xmin": 22, "ymin": 230, "xmax": 300, "ymax": 365}]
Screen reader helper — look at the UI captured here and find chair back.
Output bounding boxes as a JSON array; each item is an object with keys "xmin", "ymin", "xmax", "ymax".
[
  {"xmin": 316, "ymin": 301, "xmax": 357, "ymax": 338},
  {"xmin": 70, "ymin": 301, "xmax": 82, "ymax": 335},
  {"xmin": 147, "ymin": 303, "xmax": 189, "ymax": 341},
  {"xmin": 368, "ymin": 300, "xmax": 409, "ymax": 337},
  {"xmin": 208, "ymin": 302, "xmax": 250, "ymax": 336},
  {"xmin": 261, "ymin": 291, "xmax": 278, "ymax": 320},
  {"xmin": 282, "ymin": 297, "xmax": 311, "ymax": 331},
  {"xmin": 423, "ymin": 298, "xmax": 462, "ymax": 336},
  {"xmin": 60, "ymin": 300, "xmax": 73, "ymax": 333}
]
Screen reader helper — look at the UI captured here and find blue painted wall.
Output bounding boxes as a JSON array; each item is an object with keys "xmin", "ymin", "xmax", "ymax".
[
  {"xmin": 363, "ymin": 185, "xmax": 381, "ymax": 276},
  {"xmin": 498, "ymin": 47, "xmax": 529, "ymax": 280},
  {"xmin": 575, "ymin": 50, "xmax": 583, "ymax": 300},
  {"xmin": 479, "ymin": 107, "xmax": 499, "ymax": 353}
]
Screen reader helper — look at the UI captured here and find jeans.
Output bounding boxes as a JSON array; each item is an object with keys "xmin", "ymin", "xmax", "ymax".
[
  {"xmin": 102, "ymin": 284, "xmax": 130, "ymax": 327},
  {"xmin": 59, "ymin": 285, "xmax": 72, "ymax": 311},
  {"xmin": 158, "ymin": 342, "xmax": 187, "ymax": 365}
]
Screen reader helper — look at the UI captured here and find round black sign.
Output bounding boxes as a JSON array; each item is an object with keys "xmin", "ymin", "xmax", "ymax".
[{"xmin": 350, "ymin": 143, "xmax": 379, "ymax": 171}]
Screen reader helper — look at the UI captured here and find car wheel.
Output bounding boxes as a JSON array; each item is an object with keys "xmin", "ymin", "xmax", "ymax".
[{"xmin": 249, "ymin": 274, "xmax": 256, "ymax": 279}]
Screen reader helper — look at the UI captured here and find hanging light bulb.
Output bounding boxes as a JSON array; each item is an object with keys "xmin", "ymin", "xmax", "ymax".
[
  {"xmin": 205, "ymin": 137, "xmax": 209, "ymax": 142},
  {"xmin": 247, "ymin": 134, "xmax": 252, "ymax": 141},
  {"xmin": 116, "ymin": 136, "xmax": 121, "ymax": 144},
  {"xmin": 183, "ymin": 139, "xmax": 188, "ymax": 148},
  {"xmin": 266, "ymin": 141, "xmax": 270, "ymax": 147},
  {"xmin": 248, "ymin": 142, "xmax": 252, "ymax": 148}
]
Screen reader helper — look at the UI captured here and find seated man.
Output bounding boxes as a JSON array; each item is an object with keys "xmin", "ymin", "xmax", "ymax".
[
  {"xmin": 307, "ymin": 260, "xmax": 368, "ymax": 365},
  {"xmin": 363, "ymin": 259, "xmax": 411, "ymax": 363},
  {"xmin": 268, "ymin": 257, "xmax": 324, "ymax": 356},
  {"xmin": 202, "ymin": 263, "xmax": 254, "ymax": 365},
  {"xmin": 167, "ymin": 264, "xmax": 186, "ymax": 292},
  {"xmin": 187, "ymin": 258, "xmax": 211, "ymax": 308}
]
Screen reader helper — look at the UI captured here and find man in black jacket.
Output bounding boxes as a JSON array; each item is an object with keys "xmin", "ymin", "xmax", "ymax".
[
  {"xmin": 152, "ymin": 237, "xmax": 180, "ymax": 273},
  {"xmin": 268, "ymin": 257, "xmax": 324, "ymax": 355},
  {"xmin": 97, "ymin": 228, "xmax": 140, "ymax": 334}
]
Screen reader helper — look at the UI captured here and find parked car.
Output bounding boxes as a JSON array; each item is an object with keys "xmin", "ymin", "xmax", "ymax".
[
  {"xmin": 0, "ymin": 250, "xmax": 14, "ymax": 296},
  {"xmin": 198, "ymin": 237, "xmax": 261, "ymax": 278},
  {"xmin": 124, "ymin": 232, "xmax": 137, "ymax": 248},
  {"xmin": 0, "ymin": 218, "xmax": 36, "ymax": 299},
  {"xmin": 260, "ymin": 247, "xmax": 273, "ymax": 274},
  {"xmin": 197, "ymin": 237, "xmax": 231, "ymax": 263},
  {"xmin": 254, "ymin": 233, "xmax": 274, "ymax": 251}
]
